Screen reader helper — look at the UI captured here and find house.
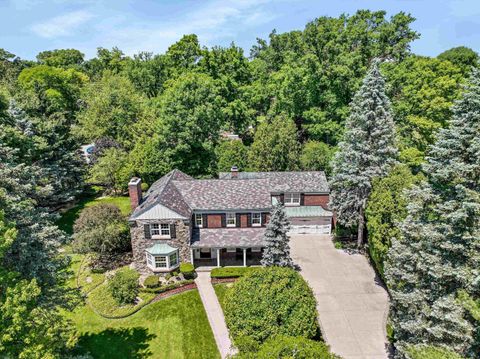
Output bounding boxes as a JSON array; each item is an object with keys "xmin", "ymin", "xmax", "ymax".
[{"xmin": 128, "ymin": 167, "xmax": 333, "ymax": 274}]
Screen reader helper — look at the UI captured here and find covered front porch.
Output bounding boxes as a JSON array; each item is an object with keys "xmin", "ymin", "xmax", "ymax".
[
  {"xmin": 190, "ymin": 227, "xmax": 265, "ymax": 268},
  {"xmin": 192, "ymin": 247, "xmax": 263, "ymax": 267}
]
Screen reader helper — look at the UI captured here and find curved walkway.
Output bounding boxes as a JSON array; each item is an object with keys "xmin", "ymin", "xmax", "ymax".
[
  {"xmin": 290, "ymin": 234, "xmax": 390, "ymax": 359},
  {"xmin": 195, "ymin": 272, "xmax": 237, "ymax": 359}
]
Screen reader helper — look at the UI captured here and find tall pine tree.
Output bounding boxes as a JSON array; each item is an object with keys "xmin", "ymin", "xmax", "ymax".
[
  {"xmin": 385, "ymin": 68, "xmax": 480, "ymax": 356},
  {"xmin": 261, "ymin": 203, "xmax": 294, "ymax": 268},
  {"xmin": 329, "ymin": 59, "xmax": 398, "ymax": 246}
]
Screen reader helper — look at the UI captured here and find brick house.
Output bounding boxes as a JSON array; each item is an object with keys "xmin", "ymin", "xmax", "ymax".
[{"xmin": 128, "ymin": 167, "xmax": 333, "ymax": 274}]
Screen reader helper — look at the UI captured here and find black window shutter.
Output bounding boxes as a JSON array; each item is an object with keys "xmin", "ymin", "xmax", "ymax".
[
  {"xmin": 261, "ymin": 213, "xmax": 267, "ymax": 226},
  {"xmin": 235, "ymin": 213, "xmax": 241, "ymax": 227},
  {"xmin": 144, "ymin": 224, "xmax": 151, "ymax": 239},
  {"xmin": 170, "ymin": 224, "xmax": 176, "ymax": 238},
  {"xmin": 247, "ymin": 213, "xmax": 252, "ymax": 227},
  {"xmin": 221, "ymin": 214, "xmax": 226, "ymax": 227},
  {"xmin": 300, "ymin": 193, "xmax": 305, "ymax": 206},
  {"xmin": 279, "ymin": 194, "xmax": 284, "ymax": 204},
  {"xmin": 202, "ymin": 214, "xmax": 208, "ymax": 228}
]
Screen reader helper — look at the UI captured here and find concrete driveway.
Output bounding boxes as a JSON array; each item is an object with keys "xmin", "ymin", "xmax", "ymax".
[{"xmin": 290, "ymin": 234, "xmax": 390, "ymax": 359}]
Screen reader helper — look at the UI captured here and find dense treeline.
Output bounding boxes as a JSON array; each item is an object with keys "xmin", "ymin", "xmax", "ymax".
[{"xmin": 0, "ymin": 9, "xmax": 479, "ymax": 358}]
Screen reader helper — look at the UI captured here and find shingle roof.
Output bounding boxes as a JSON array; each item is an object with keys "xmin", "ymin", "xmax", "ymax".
[
  {"xmin": 173, "ymin": 178, "xmax": 272, "ymax": 210},
  {"xmin": 218, "ymin": 171, "xmax": 329, "ymax": 193},
  {"xmin": 130, "ymin": 169, "xmax": 192, "ymax": 220},
  {"xmin": 130, "ymin": 170, "xmax": 330, "ymax": 220},
  {"xmin": 191, "ymin": 228, "xmax": 265, "ymax": 248}
]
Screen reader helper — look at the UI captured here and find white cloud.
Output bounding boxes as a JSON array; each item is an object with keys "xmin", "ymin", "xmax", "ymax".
[
  {"xmin": 93, "ymin": 0, "xmax": 279, "ymax": 55},
  {"xmin": 30, "ymin": 9, "xmax": 94, "ymax": 38}
]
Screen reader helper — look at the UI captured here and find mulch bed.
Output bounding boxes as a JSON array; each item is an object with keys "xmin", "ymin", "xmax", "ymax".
[{"xmin": 211, "ymin": 277, "xmax": 237, "ymax": 284}]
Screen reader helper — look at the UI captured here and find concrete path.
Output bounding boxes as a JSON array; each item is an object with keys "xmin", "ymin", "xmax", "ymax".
[
  {"xmin": 290, "ymin": 234, "xmax": 390, "ymax": 359},
  {"xmin": 195, "ymin": 272, "xmax": 237, "ymax": 359}
]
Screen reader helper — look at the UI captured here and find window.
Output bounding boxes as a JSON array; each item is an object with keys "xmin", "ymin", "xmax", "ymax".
[
  {"xmin": 155, "ymin": 256, "xmax": 167, "ymax": 268},
  {"xmin": 252, "ymin": 213, "xmax": 261, "ymax": 226},
  {"xmin": 195, "ymin": 214, "xmax": 203, "ymax": 227},
  {"xmin": 284, "ymin": 193, "xmax": 301, "ymax": 206},
  {"xmin": 169, "ymin": 252, "xmax": 178, "ymax": 267},
  {"xmin": 146, "ymin": 250, "xmax": 180, "ymax": 270},
  {"xmin": 226, "ymin": 213, "xmax": 236, "ymax": 227},
  {"xmin": 151, "ymin": 223, "xmax": 171, "ymax": 238}
]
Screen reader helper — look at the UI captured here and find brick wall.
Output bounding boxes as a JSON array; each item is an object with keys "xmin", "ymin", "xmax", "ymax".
[
  {"xmin": 240, "ymin": 214, "xmax": 248, "ymax": 227},
  {"xmin": 304, "ymin": 194, "xmax": 329, "ymax": 207}
]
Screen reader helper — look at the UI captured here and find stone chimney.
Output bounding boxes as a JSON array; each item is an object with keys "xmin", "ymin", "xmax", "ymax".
[
  {"xmin": 128, "ymin": 177, "xmax": 142, "ymax": 209},
  {"xmin": 231, "ymin": 165, "xmax": 239, "ymax": 179}
]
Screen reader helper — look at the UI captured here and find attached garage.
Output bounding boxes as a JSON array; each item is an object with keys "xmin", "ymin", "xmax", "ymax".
[{"xmin": 285, "ymin": 206, "xmax": 333, "ymax": 235}]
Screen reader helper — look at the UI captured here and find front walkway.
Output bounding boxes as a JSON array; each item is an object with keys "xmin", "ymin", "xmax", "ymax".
[
  {"xmin": 195, "ymin": 272, "xmax": 237, "ymax": 359},
  {"xmin": 290, "ymin": 234, "xmax": 390, "ymax": 359}
]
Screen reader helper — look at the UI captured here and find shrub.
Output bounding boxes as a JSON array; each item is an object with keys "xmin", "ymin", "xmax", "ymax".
[
  {"xmin": 405, "ymin": 345, "xmax": 463, "ymax": 359},
  {"xmin": 143, "ymin": 275, "xmax": 159, "ymax": 288},
  {"xmin": 72, "ymin": 204, "xmax": 130, "ymax": 255},
  {"xmin": 140, "ymin": 279, "xmax": 194, "ymax": 294},
  {"xmin": 235, "ymin": 335, "xmax": 340, "ymax": 359},
  {"xmin": 180, "ymin": 263, "xmax": 195, "ymax": 279},
  {"xmin": 224, "ymin": 267, "xmax": 318, "ymax": 345},
  {"xmin": 210, "ymin": 267, "xmax": 257, "ymax": 278},
  {"xmin": 108, "ymin": 268, "xmax": 139, "ymax": 305}
]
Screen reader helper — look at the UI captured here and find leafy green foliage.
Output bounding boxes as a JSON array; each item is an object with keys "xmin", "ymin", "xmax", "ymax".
[
  {"xmin": 215, "ymin": 139, "xmax": 249, "ymax": 172},
  {"xmin": 36, "ymin": 49, "xmax": 85, "ymax": 68},
  {"xmin": 72, "ymin": 204, "xmax": 130, "ymax": 255},
  {"xmin": 248, "ymin": 115, "xmax": 300, "ymax": 171},
  {"xmin": 88, "ymin": 147, "xmax": 132, "ymax": 194},
  {"xmin": 76, "ymin": 71, "xmax": 147, "ymax": 148},
  {"xmin": 438, "ymin": 46, "xmax": 478, "ymax": 74},
  {"xmin": 224, "ymin": 267, "xmax": 318, "ymax": 346},
  {"xmin": 365, "ymin": 165, "xmax": 422, "ymax": 278},
  {"xmin": 108, "ymin": 268, "xmax": 140, "ymax": 305},
  {"xmin": 235, "ymin": 335, "xmax": 340, "ymax": 359},
  {"xmin": 300, "ymin": 140, "xmax": 335, "ymax": 174},
  {"xmin": 405, "ymin": 345, "xmax": 464, "ymax": 359}
]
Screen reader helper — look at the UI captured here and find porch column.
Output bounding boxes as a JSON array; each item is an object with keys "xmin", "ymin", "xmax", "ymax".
[
  {"xmin": 243, "ymin": 248, "xmax": 247, "ymax": 267},
  {"xmin": 217, "ymin": 248, "xmax": 221, "ymax": 267},
  {"xmin": 190, "ymin": 248, "xmax": 194, "ymax": 264}
]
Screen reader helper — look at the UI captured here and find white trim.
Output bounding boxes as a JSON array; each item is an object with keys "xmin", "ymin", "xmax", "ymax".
[
  {"xmin": 146, "ymin": 249, "xmax": 180, "ymax": 271},
  {"xmin": 195, "ymin": 213, "xmax": 203, "ymax": 228},
  {"xmin": 226, "ymin": 248, "xmax": 236, "ymax": 253},
  {"xmin": 284, "ymin": 192, "xmax": 301, "ymax": 206},
  {"xmin": 251, "ymin": 212, "xmax": 262, "ymax": 226},
  {"xmin": 226, "ymin": 212, "xmax": 236, "ymax": 227}
]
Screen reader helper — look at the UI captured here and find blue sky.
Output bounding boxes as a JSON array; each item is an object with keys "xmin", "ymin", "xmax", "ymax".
[{"xmin": 2, "ymin": 0, "xmax": 480, "ymax": 60}]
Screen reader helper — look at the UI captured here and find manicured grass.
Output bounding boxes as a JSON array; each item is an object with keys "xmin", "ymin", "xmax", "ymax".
[
  {"xmin": 57, "ymin": 193, "xmax": 130, "ymax": 234},
  {"xmin": 88, "ymin": 283, "xmax": 156, "ymax": 317},
  {"xmin": 69, "ymin": 290, "xmax": 219, "ymax": 359}
]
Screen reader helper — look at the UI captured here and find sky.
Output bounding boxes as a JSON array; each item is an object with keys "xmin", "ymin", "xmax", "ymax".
[{"xmin": 1, "ymin": 0, "xmax": 480, "ymax": 60}]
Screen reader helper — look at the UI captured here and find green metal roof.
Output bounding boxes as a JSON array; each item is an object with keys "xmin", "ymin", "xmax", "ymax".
[
  {"xmin": 146, "ymin": 243, "xmax": 178, "ymax": 255},
  {"xmin": 284, "ymin": 205, "xmax": 332, "ymax": 218}
]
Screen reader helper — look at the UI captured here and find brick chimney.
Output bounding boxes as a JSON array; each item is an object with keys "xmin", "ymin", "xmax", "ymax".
[
  {"xmin": 128, "ymin": 177, "xmax": 142, "ymax": 209},
  {"xmin": 231, "ymin": 165, "xmax": 239, "ymax": 179}
]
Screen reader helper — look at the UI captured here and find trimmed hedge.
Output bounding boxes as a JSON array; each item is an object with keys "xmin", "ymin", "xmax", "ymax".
[
  {"xmin": 210, "ymin": 266, "xmax": 257, "ymax": 278},
  {"xmin": 143, "ymin": 275, "xmax": 160, "ymax": 288},
  {"xmin": 180, "ymin": 262, "xmax": 195, "ymax": 279},
  {"xmin": 224, "ymin": 267, "xmax": 319, "ymax": 346},
  {"xmin": 140, "ymin": 280, "xmax": 195, "ymax": 294},
  {"xmin": 235, "ymin": 335, "xmax": 340, "ymax": 359},
  {"xmin": 405, "ymin": 345, "xmax": 463, "ymax": 359}
]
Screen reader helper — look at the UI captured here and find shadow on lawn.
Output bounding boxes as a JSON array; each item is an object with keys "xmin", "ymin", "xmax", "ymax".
[{"xmin": 77, "ymin": 327, "xmax": 155, "ymax": 359}]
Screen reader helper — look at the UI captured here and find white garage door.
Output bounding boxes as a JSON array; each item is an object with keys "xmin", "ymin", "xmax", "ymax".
[{"xmin": 289, "ymin": 217, "xmax": 332, "ymax": 234}]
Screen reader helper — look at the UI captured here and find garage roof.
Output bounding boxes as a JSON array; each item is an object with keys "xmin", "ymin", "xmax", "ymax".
[{"xmin": 285, "ymin": 206, "xmax": 333, "ymax": 218}]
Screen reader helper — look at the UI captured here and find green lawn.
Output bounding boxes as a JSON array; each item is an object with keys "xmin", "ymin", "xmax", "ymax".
[
  {"xmin": 69, "ymin": 290, "xmax": 220, "ymax": 359},
  {"xmin": 213, "ymin": 283, "xmax": 230, "ymax": 311},
  {"xmin": 57, "ymin": 193, "xmax": 130, "ymax": 234}
]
